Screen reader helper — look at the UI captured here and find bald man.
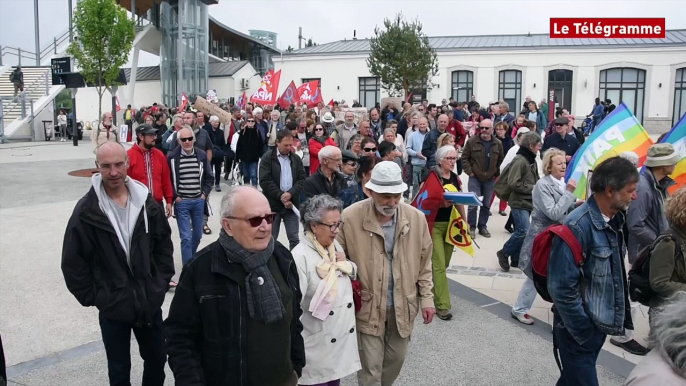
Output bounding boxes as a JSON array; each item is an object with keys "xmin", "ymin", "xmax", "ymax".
[{"xmin": 62, "ymin": 141, "xmax": 174, "ymax": 386}]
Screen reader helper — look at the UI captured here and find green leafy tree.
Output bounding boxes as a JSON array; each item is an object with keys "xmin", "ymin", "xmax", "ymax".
[
  {"xmin": 67, "ymin": 0, "xmax": 135, "ymax": 122},
  {"xmin": 367, "ymin": 13, "xmax": 438, "ymax": 97}
]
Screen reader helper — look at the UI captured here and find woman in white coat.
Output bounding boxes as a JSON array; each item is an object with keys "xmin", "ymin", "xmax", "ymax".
[{"xmin": 291, "ymin": 194, "xmax": 361, "ymax": 386}]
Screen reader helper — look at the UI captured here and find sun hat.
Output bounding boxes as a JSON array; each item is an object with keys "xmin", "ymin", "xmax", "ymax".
[
  {"xmin": 365, "ymin": 161, "xmax": 408, "ymax": 194},
  {"xmin": 321, "ymin": 112, "xmax": 335, "ymax": 123},
  {"xmin": 516, "ymin": 127, "xmax": 531, "ymax": 136},
  {"xmin": 644, "ymin": 143, "xmax": 679, "ymax": 168}
]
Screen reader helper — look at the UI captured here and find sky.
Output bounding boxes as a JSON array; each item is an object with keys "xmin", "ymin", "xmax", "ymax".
[{"xmin": 1, "ymin": 0, "xmax": 685, "ymax": 67}]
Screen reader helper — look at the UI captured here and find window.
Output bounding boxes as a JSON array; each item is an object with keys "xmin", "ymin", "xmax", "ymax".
[
  {"xmin": 599, "ymin": 68, "xmax": 646, "ymax": 123},
  {"xmin": 674, "ymin": 68, "xmax": 686, "ymax": 126},
  {"xmin": 301, "ymin": 78, "xmax": 321, "ymax": 87},
  {"xmin": 498, "ymin": 70, "xmax": 522, "ymax": 114},
  {"xmin": 359, "ymin": 77, "xmax": 380, "ymax": 109},
  {"xmin": 451, "ymin": 70, "xmax": 473, "ymax": 102},
  {"xmin": 548, "ymin": 69, "xmax": 573, "ymax": 113}
]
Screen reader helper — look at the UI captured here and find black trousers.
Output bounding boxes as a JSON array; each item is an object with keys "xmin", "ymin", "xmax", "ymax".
[
  {"xmin": 99, "ymin": 310, "xmax": 166, "ymax": 386},
  {"xmin": 212, "ymin": 159, "xmax": 223, "ymax": 186}
]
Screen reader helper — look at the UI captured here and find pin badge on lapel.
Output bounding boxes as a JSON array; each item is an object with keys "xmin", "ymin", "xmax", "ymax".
[{"xmin": 257, "ymin": 277, "xmax": 265, "ymax": 285}]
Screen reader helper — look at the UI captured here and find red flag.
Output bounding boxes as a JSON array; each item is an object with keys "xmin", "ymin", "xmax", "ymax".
[
  {"xmin": 297, "ymin": 80, "xmax": 323, "ymax": 108},
  {"xmin": 250, "ymin": 70, "xmax": 282, "ymax": 105},
  {"xmin": 327, "ymin": 99, "xmax": 334, "ymax": 106},
  {"xmin": 277, "ymin": 81, "xmax": 300, "ymax": 110},
  {"xmin": 405, "ymin": 92, "xmax": 413, "ymax": 103},
  {"xmin": 115, "ymin": 96, "xmax": 121, "ymax": 112},
  {"xmin": 237, "ymin": 91, "xmax": 247, "ymax": 109},
  {"xmin": 178, "ymin": 92, "xmax": 188, "ymax": 112},
  {"xmin": 411, "ymin": 170, "xmax": 444, "ymax": 233}
]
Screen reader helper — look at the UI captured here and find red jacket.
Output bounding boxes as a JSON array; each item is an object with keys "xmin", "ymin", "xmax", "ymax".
[
  {"xmin": 127, "ymin": 145, "xmax": 173, "ymax": 204},
  {"xmin": 445, "ymin": 119, "xmax": 467, "ymax": 147},
  {"xmin": 309, "ymin": 137, "xmax": 336, "ymax": 174}
]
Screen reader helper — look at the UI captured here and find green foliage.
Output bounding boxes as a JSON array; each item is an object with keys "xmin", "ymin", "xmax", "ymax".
[
  {"xmin": 55, "ymin": 89, "xmax": 73, "ymax": 110},
  {"xmin": 366, "ymin": 13, "xmax": 438, "ymax": 97},
  {"xmin": 67, "ymin": 0, "xmax": 135, "ymax": 122}
]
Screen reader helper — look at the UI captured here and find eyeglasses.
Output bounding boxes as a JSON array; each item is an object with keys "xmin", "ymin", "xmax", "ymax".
[
  {"xmin": 344, "ymin": 161, "xmax": 358, "ymax": 167},
  {"xmin": 226, "ymin": 213, "xmax": 276, "ymax": 227},
  {"xmin": 363, "ymin": 147, "xmax": 377, "ymax": 152},
  {"xmin": 179, "ymin": 137, "xmax": 194, "ymax": 142},
  {"xmin": 316, "ymin": 221, "xmax": 344, "ymax": 232},
  {"xmin": 315, "ymin": 128, "xmax": 324, "ymax": 132},
  {"xmin": 444, "ymin": 157, "xmax": 457, "ymax": 161}
]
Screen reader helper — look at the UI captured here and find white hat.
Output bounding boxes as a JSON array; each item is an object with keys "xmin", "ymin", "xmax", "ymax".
[
  {"xmin": 321, "ymin": 112, "xmax": 335, "ymax": 123},
  {"xmin": 365, "ymin": 161, "xmax": 408, "ymax": 194},
  {"xmin": 516, "ymin": 127, "xmax": 530, "ymax": 136}
]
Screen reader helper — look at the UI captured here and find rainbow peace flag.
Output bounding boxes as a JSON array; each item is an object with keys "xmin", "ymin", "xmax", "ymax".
[
  {"xmin": 659, "ymin": 114, "xmax": 686, "ymax": 194},
  {"xmin": 565, "ymin": 102, "xmax": 654, "ymax": 199}
]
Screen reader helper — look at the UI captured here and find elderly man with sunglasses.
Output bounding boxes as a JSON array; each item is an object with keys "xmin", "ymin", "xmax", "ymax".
[
  {"xmin": 165, "ymin": 186, "xmax": 305, "ymax": 386},
  {"xmin": 167, "ymin": 127, "xmax": 214, "ymax": 266}
]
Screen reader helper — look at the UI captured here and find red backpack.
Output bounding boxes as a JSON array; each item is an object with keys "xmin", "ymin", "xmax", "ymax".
[{"xmin": 531, "ymin": 224, "xmax": 585, "ymax": 302}]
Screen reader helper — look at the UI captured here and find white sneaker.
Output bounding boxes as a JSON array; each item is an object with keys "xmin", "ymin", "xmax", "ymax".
[{"xmin": 511, "ymin": 310, "xmax": 534, "ymax": 325}]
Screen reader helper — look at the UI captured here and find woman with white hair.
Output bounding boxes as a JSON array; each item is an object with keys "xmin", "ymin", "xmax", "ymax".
[
  {"xmin": 625, "ymin": 292, "xmax": 686, "ymax": 385},
  {"xmin": 207, "ymin": 115, "xmax": 227, "ymax": 192},
  {"xmin": 291, "ymin": 194, "xmax": 360, "ymax": 385}
]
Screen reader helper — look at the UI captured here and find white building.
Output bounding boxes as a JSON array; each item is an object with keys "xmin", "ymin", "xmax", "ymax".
[{"xmin": 275, "ymin": 30, "xmax": 686, "ymax": 134}]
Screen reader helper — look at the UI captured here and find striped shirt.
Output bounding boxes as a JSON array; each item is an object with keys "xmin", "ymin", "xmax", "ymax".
[{"xmin": 178, "ymin": 150, "xmax": 202, "ymax": 198}]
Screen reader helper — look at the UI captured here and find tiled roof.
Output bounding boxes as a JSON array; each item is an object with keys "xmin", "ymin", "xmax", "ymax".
[
  {"xmin": 285, "ymin": 29, "xmax": 686, "ymax": 56},
  {"xmin": 124, "ymin": 61, "xmax": 250, "ymax": 82}
]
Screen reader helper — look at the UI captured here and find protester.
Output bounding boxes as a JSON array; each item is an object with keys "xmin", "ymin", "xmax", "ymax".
[
  {"xmin": 369, "ymin": 108, "xmax": 384, "ymax": 139},
  {"xmin": 259, "ymin": 129, "xmax": 307, "ymax": 251},
  {"xmin": 266, "ymin": 109, "xmax": 284, "ymax": 152},
  {"xmin": 236, "ymin": 116, "xmax": 264, "ymax": 187},
  {"xmin": 497, "ymin": 132, "xmax": 541, "ymax": 271},
  {"xmin": 223, "ymin": 107, "xmax": 241, "ymax": 181},
  {"xmin": 302, "ymin": 146, "xmax": 347, "ymax": 201},
  {"xmin": 527, "ymin": 101, "xmax": 547, "ymax": 135},
  {"xmin": 349, "ymin": 134, "xmax": 363, "ymax": 156},
  {"xmin": 438, "ymin": 133, "xmax": 455, "ymax": 148},
  {"xmin": 421, "ymin": 114, "xmax": 451, "ymax": 169},
  {"xmin": 494, "ymin": 102, "xmax": 515, "ymax": 129},
  {"xmin": 541, "ymin": 117, "xmax": 580, "ymax": 161},
  {"xmin": 206, "ymin": 116, "xmax": 226, "ymax": 192},
  {"xmin": 169, "ymin": 112, "xmax": 214, "ymax": 162},
  {"xmin": 340, "ymin": 150, "xmax": 359, "ymax": 189},
  {"xmin": 493, "ymin": 122, "xmax": 515, "ymax": 216},
  {"xmin": 462, "ymin": 119, "xmax": 504, "ymax": 239},
  {"xmin": 338, "ymin": 161, "xmax": 435, "ymax": 386},
  {"xmin": 358, "ymin": 120, "xmax": 374, "ymax": 140},
  {"xmin": 165, "ymin": 186, "xmax": 305, "ymax": 386},
  {"xmin": 167, "ymin": 127, "xmax": 214, "ymax": 266},
  {"xmin": 309, "ymin": 123, "xmax": 337, "ymax": 175},
  {"xmin": 342, "ymin": 155, "xmax": 380, "ymax": 206},
  {"xmin": 152, "ymin": 112, "xmax": 168, "ymax": 152},
  {"xmin": 62, "ymin": 142, "xmax": 174, "ymax": 386},
  {"xmin": 625, "ymin": 293, "xmax": 686, "ymax": 386},
  {"xmin": 406, "ymin": 116, "xmax": 429, "ymax": 197},
  {"xmin": 510, "ymin": 148, "xmax": 579, "ymax": 324},
  {"xmin": 292, "ymin": 194, "xmax": 361, "ymax": 385},
  {"xmin": 91, "ymin": 112, "xmax": 120, "ymax": 155},
  {"xmin": 548, "ymin": 156, "xmax": 639, "ymax": 385}
]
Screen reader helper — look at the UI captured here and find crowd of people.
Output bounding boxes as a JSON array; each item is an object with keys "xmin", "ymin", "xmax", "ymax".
[{"xmin": 50, "ymin": 91, "xmax": 686, "ymax": 386}]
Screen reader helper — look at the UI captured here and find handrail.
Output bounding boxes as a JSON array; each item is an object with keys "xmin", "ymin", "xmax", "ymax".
[
  {"xmin": 0, "ymin": 27, "xmax": 74, "ymax": 66},
  {"xmin": 2, "ymin": 69, "xmax": 51, "ymax": 119},
  {"xmin": 0, "ymin": 95, "xmax": 37, "ymax": 144}
]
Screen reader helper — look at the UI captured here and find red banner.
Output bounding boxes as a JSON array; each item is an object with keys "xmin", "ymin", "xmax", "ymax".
[
  {"xmin": 178, "ymin": 92, "xmax": 188, "ymax": 112},
  {"xmin": 297, "ymin": 80, "xmax": 323, "ymax": 108},
  {"xmin": 277, "ymin": 81, "xmax": 300, "ymax": 110},
  {"xmin": 550, "ymin": 18, "xmax": 665, "ymax": 39},
  {"xmin": 410, "ymin": 170, "xmax": 444, "ymax": 233},
  {"xmin": 250, "ymin": 70, "xmax": 282, "ymax": 105}
]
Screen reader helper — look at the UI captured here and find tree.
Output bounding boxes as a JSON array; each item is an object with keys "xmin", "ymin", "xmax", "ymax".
[
  {"xmin": 67, "ymin": 0, "xmax": 135, "ymax": 124},
  {"xmin": 367, "ymin": 13, "xmax": 438, "ymax": 98},
  {"xmin": 306, "ymin": 38, "xmax": 317, "ymax": 47}
]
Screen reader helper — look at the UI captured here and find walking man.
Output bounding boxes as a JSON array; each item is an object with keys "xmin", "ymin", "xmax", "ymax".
[
  {"xmin": 259, "ymin": 129, "xmax": 307, "ymax": 250},
  {"xmin": 10, "ymin": 66, "xmax": 24, "ymax": 98},
  {"xmin": 62, "ymin": 142, "xmax": 174, "ymax": 386},
  {"xmin": 338, "ymin": 161, "xmax": 435, "ymax": 386}
]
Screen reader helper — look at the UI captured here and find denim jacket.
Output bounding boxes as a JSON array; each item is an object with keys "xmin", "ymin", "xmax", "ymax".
[{"xmin": 548, "ymin": 195, "xmax": 632, "ymax": 345}]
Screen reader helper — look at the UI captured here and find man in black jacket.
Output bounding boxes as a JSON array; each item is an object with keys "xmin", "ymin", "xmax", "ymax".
[
  {"xmin": 302, "ymin": 145, "xmax": 347, "ymax": 201},
  {"xmin": 62, "ymin": 142, "xmax": 174, "ymax": 386},
  {"xmin": 165, "ymin": 186, "xmax": 305, "ymax": 386},
  {"xmin": 541, "ymin": 117, "xmax": 580, "ymax": 162},
  {"xmin": 259, "ymin": 129, "xmax": 307, "ymax": 250}
]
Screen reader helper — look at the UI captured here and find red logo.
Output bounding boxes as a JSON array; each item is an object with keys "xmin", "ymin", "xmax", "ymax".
[{"xmin": 550, "ymin": 18, "xmax": 665, "ymax": 39}]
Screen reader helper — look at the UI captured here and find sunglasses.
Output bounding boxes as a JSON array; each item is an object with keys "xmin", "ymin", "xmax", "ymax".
[
  {"xmin": 344, "ymin": 161, "xmax": 358, "ymax": 167},
  {"xmin": 227, "ymin": 213, "xmax": 276, "ymax": 227},
  {"xmin": 478, "ymin": 126, "xmax": 492, "ymax": 130},
  {"xmin": 315, "ymin": 128, "xmax": 324, "ymax": 131},
  {"xmin": 179, "ymin": 137, "xmax": 194, "ymax": 142},
  {"xmin": 247, "ymin": 120, "xmax": 255, "ymax": 123},
  {"xmin": 555, "ymin": 123, "xmax": 566, "ymax": 127},
  {"xmin": 363, "ymin": 147, "xmax": 377, "ymax": 152}
]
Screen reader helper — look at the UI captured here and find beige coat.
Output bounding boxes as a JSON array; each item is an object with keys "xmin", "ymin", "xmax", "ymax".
[
  {"xmin": 337, "ymin": 200, "xmax": 434, "ymax": 338},
  {"xmin": 91, "ymin": 123, "xmax": 120, "ymax": 154}
]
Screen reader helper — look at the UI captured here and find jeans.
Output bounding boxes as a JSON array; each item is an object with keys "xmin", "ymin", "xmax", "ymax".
[
  {"xmin": 412, "ymin": 165, "xmax": 425, "ymax": 197},
  {"xmin": 175, "ymin": 198, "xmax": 205, "ymax": 265},
  {"xmin": 553, "ymin": 313, "xmax": 606, "ymax": 386},
  {"xmin": 272, "ymin": 208, "xmax": 300, "ymax": 250},
  {"xmin": 502, "ymin": 209, "xmax": 531, "ymax": 263},
  {"xmin": 467, "ymin": 177, "xmax": 495, "ymax": 230},
  {"xmin": 99, "ymin": 310, "xmax": 166, "ymax": 386},
  {"xmin": 241, "ymin": 161, "xmax": 258, "ymax": 186},
  {"xmin": 512, "ymin": 276, "xmax": 537, "ymax": 316},
  {"xmin": 212, "ymin": 159, "xmax": 223, "ymax": 186}
]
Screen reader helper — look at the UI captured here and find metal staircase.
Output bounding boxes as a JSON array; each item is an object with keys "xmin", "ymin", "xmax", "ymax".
[{"xmin": 0, "ymin": 67, "xmax": 52, "ymax": 123}]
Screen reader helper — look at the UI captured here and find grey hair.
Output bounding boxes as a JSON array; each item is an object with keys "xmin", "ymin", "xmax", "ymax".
[
  {"xmin": 220, "ymin": 186, "xmax": 258, "ymax": 221},
  {"xmin": 499, "ymin": 101, "xmax": 509, "ymax": 111},
  {"xmin": 318, "ymin": 145, "xmax": 339, "ymax": 162},
  {"xmin": 209, "ymin": 115, "xmax": 220, "ymax": 123},
  {"xmin": 299, "ymin": 194, "xmax": 343, "ymax": 232},
  {"xmin": 648, "ymin": 292, "xmax": 686, "ymax": 377},
  {"xmin": 619, "ymin": 151, "xmax": 639, "ymax": 167},
  {"xmin": 520, "ymin": 132, "xmax": 542, "ymax": 149},
  {"xmin": 383, "ymin": 128, "xmax": 396, "ymax": 137},
  {"xmin": 177, "ymin": 126, "xmax": 195, "ymax": 142},
  {"xmin": 172, "ymin": 115, "xmax": 184, "ymax": 126},
  {"xmin": 435, "ymin": 145, "xmax": 457, "ymax": 165}
]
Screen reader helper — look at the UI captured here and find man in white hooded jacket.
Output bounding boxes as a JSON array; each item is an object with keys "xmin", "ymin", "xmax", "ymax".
[{"xmin": 62, "ymin": 142, "xmax": 175, "ymax": 386}]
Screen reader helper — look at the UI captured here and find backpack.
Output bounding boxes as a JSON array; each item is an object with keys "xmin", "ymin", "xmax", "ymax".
[
  {"xmin": 494, "ymin": 155, "xmax": 521, "ymax": 201},
  {"xmin": 628, "ymin": 231, "xmax": 681, "ymax": 306},
  {"xmin": 531, "ymin": 224, "xmax": 585, "ymax": 303}
]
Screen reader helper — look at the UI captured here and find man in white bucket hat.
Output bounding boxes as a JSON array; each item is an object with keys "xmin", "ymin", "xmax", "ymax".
[{"xmin": 337, "ymin": 161, "xmax": 435, "ymax": 386}]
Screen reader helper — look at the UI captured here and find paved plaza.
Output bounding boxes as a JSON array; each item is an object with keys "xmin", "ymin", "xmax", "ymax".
[{"xmin": 0, "ymin": 139, "xmax": 640, "ymax": 385}]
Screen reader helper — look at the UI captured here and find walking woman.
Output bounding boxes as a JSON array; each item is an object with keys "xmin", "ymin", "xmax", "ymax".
[
  {"xmin": 308, "ymin": 123, "xmax": 337, "ymax": 175},
  {"xmin": 510, "ymin": 148, "xmax": 580, "ymax": 324},
  {"xmin": 235, "ymin": 116, "xmax": 263, "ymax": 186},
  {"xmin": 292, "ymin": 194, "xmax": 361, "ymax": 386},
  {"xmin": 207, "ymin": 116, "xmax": 226, "ymax": 192}
]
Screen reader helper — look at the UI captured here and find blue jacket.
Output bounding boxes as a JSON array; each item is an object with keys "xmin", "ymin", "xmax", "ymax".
[
  {"xmin": 548, "ymin": 195, "xmax": 632, "ymax": 345},
  {"xmin": 407, "ymin": 130, "xmax": 428, "ymax": 167}
]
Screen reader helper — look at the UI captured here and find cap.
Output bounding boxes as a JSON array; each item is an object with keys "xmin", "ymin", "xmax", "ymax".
[
  {"xmin": 342, "ymin": 150, "xmax": 359, "ymax": 163},
  {"xmin": 645, "ymin": 143, "xmax": 679, "ymax": 168},
  {"xmin": 553, "ymin": 117, "xmax": 570, "ymax": 126},
  {"xmin": 135, "ymin": 124, "xmax": 157, "ymax": 135}
]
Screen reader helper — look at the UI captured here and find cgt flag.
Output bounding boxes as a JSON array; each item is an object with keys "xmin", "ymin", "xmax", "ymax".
[
  {"xmin": 277, "ymin": 81, "xmax": 300, "ymax": 110},
  {"xmin": 250, "ymin": 69, "xmax": 282, "ymax": 105},
  {"xmin": 445, "ymin": 207, "xmax": 475, "ymax": 256},
  {"xmin": 297, "ymin": 80, "xmax": 323, "ymax": 108},
  {"xmin": 410, "ymin": 170, "xmax": 444, "ymax": 233}
]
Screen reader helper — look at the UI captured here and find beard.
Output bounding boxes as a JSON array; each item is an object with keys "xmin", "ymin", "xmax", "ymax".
[
  {"xmin": 143, "ymin": 141, "xmax": 155, "ymax": 150},
  {"xmin": 374, "ymin": 201, "xmax": 397, "ymax": 217}
]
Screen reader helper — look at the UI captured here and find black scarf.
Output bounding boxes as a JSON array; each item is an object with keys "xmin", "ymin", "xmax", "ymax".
[
  {"xmin": 312, "ymin": 134, "xmax": 329, "ymax": 146},
  {"xmin": 218, "ymin": 229, "xmax": 284, "ymax": 324},
  {"xmin": 517, "ymin": 146, "xmax": 537, "ymax": 165}
]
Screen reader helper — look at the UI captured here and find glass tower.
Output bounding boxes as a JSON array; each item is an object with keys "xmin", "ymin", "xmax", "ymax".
[{"xmin": 160, "ymin": 0, "xmax": 209, "ymax": 107}]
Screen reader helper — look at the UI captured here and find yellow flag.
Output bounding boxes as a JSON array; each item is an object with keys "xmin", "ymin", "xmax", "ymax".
[{"xmin": 445, "ymin": 206, "xmax": 474, "ymax": 257}]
